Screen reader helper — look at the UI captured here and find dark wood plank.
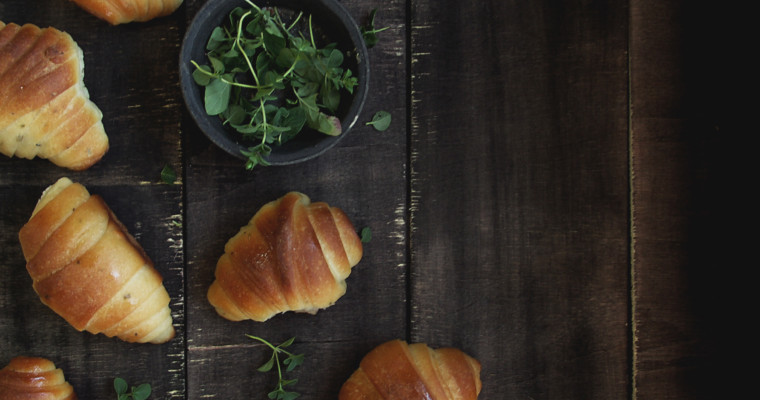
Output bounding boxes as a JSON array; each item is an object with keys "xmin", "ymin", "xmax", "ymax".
[
  {"xmin": 630, "ymin": 1, "xmax": 732, "ymax": 398},
  {"xmin": 409, "ymin": 1, "xmax": 631, "ymax": 398},
  {"xmin": 1, "ymin": 1, "xmax": 185, "ymax": 398},
  {"xmin": 182, "ymin": 0, "xmax": 409, "ymax": 398}
]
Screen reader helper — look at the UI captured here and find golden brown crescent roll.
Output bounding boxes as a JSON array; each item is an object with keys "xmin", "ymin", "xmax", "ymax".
[
  {"xmin": 66, "ymin": 0, "xmax": 184, "ymax": 25},
  {"xmin": 339, "ymin": 340, "xmax": 482, "ymax": 400},
  {"xmin": 0, "ymin": 22, "xmax": 108, "ymax": 170},
  {"xmin": 207, "ymin": 191, "xmax": 363, "ymax": 322},
  {"xmin": 0, "ymin": 356, "xmax": 77, "ymax": 399},
  {"xmin": 18, "ymin": 177, "xmax": 175, "ymax": 344}
]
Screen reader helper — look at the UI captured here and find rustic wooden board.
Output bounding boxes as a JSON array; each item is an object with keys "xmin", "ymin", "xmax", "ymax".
[
  {"xmin": 408, "ymin": 1, "xmax": 631, "ymax": 398},
  {"xmin": 1, "ymin": 0, "xmax": 724, "ymax": 398}
]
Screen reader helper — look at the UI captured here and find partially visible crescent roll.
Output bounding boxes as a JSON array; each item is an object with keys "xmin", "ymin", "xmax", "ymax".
[
  {"xmin": 66, "ymin": 0, "xmax": 184, "ymax": 25},
  {"xmin": 207, "ymin": 191, "xmax": 363, "ymax": 322},
  {"xmin": 339, "ymin": 340, "xmax": 482, "ymax": 400},
  {"xmin": 0, "ymin": 356, "xmax": 77, "ymax": 399},
  {"xmin": 18, "ymin": 177, "xmax": 175, "ymax": 344},
  {"xmin": 0, "ymin": 22, "xmax": 108, "ymax": 170}
]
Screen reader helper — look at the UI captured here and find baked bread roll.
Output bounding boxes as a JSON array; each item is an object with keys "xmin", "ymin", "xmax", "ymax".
[
  {"xmin": 0, "ymin": 22, "xmax": 108, "ymax": 170},
  {"xmin": 0, "ymin": 356, "xmax": 77, "ymax": 399},
  {"xmin": 67, "ymin": 0, "xmax": 184, "ymax": 25},
  {"xmin": 207, "ymin": 191, "xmax": 363, "ymax": 322},
  {"xmin": 339, "ymin": 340, "xmax": 482, "ymax": 400},
  {"xmin": 18, "ymin": 177, "xmax": 175, "ymax": 344}
]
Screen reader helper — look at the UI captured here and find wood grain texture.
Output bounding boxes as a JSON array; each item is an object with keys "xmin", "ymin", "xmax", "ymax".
[
  {"xmin": 630, "ymin": 1, "xmax": 733, "ymax": 399},
  {"xmin": 1, "ymin": 0, "xmax": 723, "ymax": 398},
  {"xmin": 409, "ymin": 1, "xmax": 631, "ymax": 398}
]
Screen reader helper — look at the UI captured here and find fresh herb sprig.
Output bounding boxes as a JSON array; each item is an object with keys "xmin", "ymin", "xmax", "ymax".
[
  {"xmin": 361, "ymin": 8, "xmax": 388, "ymax": 48},
  {"xmin": 114, "ymin": 378, "xmax": 151, "ymax": 400},
  {"xmin": 192, "ymin": 0, "xmax": 358, "ymax": 170},
  {"xmin": 247, "ymin": 335, "xmax": 305, "ymax": 400}
]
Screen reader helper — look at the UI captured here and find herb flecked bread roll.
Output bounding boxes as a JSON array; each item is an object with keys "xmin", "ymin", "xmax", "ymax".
[
  {"xmin": 207, "ymin": 191, "xmax": 363, "ymax": 322},
  {"xmin": 0, "ymin": 22, "xmax": 108, "ymax": 170},
  {"xmin": 18, "ymin": 177, "xmax": 175, "ymax": 344},
  {"xmin": 66, "ymin": 0, "xmax": 184, "ymax": 25},
  {"xmin": 339, "ymin": 340, "xmax": 482, "ymax": 400},
  {"xmin": 0, "ymin": 356, "xmax": 77, "ymax": 399}
]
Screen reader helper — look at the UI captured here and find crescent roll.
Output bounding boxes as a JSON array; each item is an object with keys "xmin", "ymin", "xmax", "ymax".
[
  {"xmin": 18, "ymin": 177, "xmax": 175, "ymax": 344},
  {"xmin": 0, "ymin": 22, "xmax": 108, "ymax": 170},
  {"xmin": 339, "ymin": 340, "xmax": 482, "ymax": 400},
  {"xmin": 66, "ymin": 0, "xmax": 184, "ymax": 25},
  {"xmin": 207, "ymin": 191, "xmax": 363, "ymax": 322},
  {"xmin": 0, "ymin": 356, "xmax": 77, "ymax": 399}
]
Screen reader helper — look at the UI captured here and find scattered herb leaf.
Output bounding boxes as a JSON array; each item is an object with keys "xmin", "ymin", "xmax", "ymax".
[
  {"xmin": 247, "ymin": 335, "xmax": 304, "ymax": 400},
  {"xmin": 192, "ymin": 0, "xmax": 358, "ymax": 170},
  {"xmin": 160, "ymin": 164, "xmax": 177, "ymax": 184},
  {"xmin": 366, "ymin": 111, "xmax": 391, "ymax": 131},
  {"xmin": 361, "ymin": 8, "xmax": 389, "ymax": 48},
  {"xmin": 114, "ymin": 377, "xmax": 151, "ymax": 400},
  {"xmin": 360, "ymin": 227, "xmax": 372, "ymax": 243}
]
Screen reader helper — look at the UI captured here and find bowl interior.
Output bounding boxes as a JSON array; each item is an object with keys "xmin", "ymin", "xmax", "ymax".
[{"xmin": 180, "ymin": 0, "xmax": 369, "ymax": 165}]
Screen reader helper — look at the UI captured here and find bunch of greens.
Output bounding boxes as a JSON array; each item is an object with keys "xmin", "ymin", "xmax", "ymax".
[
  {"xmin": 191, "ymin": 0, "xmax": 358, "ymax": 170},
  {"xmin": 247, "ymin": 335, "xmax": 305, "ymax": 400}
]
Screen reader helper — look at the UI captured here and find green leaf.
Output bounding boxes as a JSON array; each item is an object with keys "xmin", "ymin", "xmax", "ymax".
[
  {"xmin": 309, "ymin": 113, "xmax": 341, "ymax": 136},
  {"xmin": 258, "ymin": 355, "xmax": 275, "ymax": 372},
  {"xmin": 366, "ymin": 111, "xmax": 392, "ymax": 131},
  {"xmin": 207, "ymin": 26, "xmax": 226, "ymax": 51},
  {"xmin": 192, "ymin": 64, "xmax": 213, "ymax": 86},
  {"xmin": 284, "ymin": 353, "xmax": 304, "ymax": 372},
  {"xmin": 224, "ymin": 104, "xmax": 247, "ymax": 125},
  {"xmin": 114, "ymin": 378, "xmax": 128, "ymax": 395},
  {"xmin": 281, "ymin": 391, "xmax": 300, "ymax": 400},
  {"xmin": 360, "ymin": 227, "xmax": 372, "ymax": 243},
  {"xmin": 160, "ymin": 164, "xmax": 176, "ymax": 185},
  {"xmin": 263, "ymin": 29, "xmax": 286, "ymax": 56},
  {"xmin": 204, "ymin": 78, "xmax": 231, "ymax": 115},
  {"xmin": 209, "ymin": 56, "xmax": 226, "ymax": 74},
  {"xmin": 320, "ymin": 81, "xmax": 341, "ymax": 113},
  {"xmin": 326, "ymin": 48, "xmax": 343, "ymax": 68},
  {"xmin": 132, "ymin": 384, "xmax": 151, "ymax": 400},
  {"xmin": 281, "ymin": 378, "xmax": 298, "ymax": 387}
]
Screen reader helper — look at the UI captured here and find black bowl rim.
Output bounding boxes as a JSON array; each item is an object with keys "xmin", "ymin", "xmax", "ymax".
[{"xmin": 179, "ymin": 0, "xmax": 370, "ymax": 165}]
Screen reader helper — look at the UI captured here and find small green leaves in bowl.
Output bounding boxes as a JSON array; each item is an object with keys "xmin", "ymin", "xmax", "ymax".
[{"xmin": 185, "ymin": 0, "xmax": 368, "ymax": 170}]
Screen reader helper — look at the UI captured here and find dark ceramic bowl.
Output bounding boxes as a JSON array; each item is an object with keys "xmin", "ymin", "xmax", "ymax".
[{"xmin": 180, "ymin": 0, "xmax": 369, "ymax": 165}]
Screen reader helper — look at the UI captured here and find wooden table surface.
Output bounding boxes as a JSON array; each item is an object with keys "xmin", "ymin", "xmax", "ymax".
[{"xmin": 1, "ymin": 0, "xmax": 729, "ymax": 398}]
